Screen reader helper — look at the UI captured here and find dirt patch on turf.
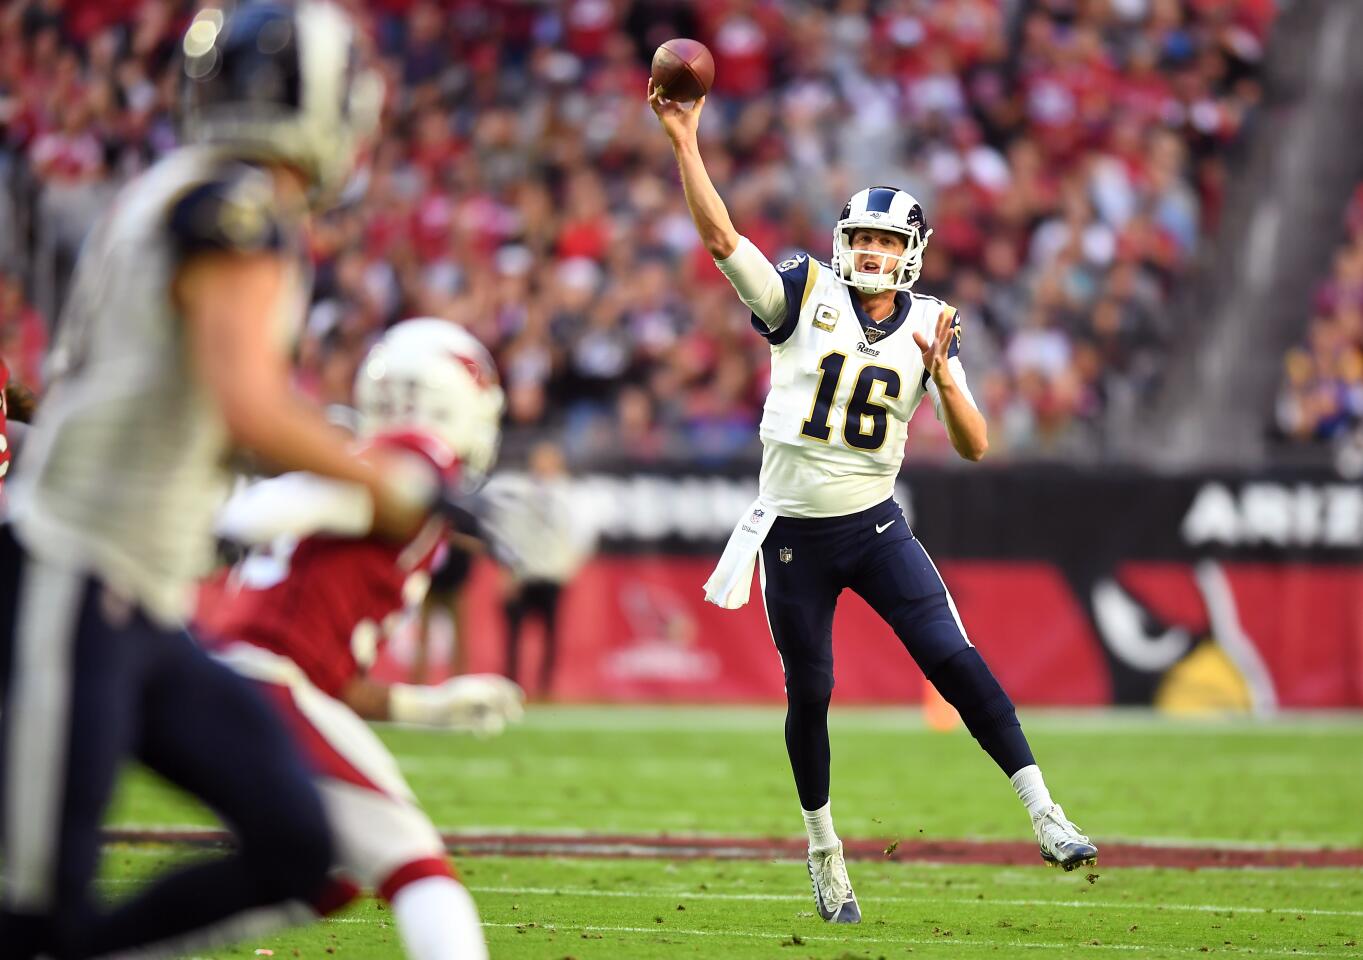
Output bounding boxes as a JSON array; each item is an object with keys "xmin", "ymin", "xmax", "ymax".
[{"xmin": 103, "ymin": 829, "xmax": 1363, "ymax": 869}]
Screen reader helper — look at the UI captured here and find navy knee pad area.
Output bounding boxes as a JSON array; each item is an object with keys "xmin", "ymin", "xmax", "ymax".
[{"xmin": 928, "ymin": 648, "xmax": 1035, "ymax": 776}]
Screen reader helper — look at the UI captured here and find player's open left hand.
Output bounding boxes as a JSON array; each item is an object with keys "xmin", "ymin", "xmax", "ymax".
[
  {"xmin": 913, "ymin": 308, "xmax": 958, "ymax": 386},
  {"xmin": 648, "ymin": 77, "xmax": 704, "ymax": 146}
]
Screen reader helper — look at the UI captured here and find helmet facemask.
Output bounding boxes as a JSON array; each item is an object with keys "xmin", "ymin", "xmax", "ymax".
[{"xmin": 833, "ymin": 223, "xmax": 933, "ymax": 295}]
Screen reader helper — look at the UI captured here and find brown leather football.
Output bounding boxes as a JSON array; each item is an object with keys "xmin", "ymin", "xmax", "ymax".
[{"xmin": 651, "ymin": 38, "xmax": 715, "ymax": 103}]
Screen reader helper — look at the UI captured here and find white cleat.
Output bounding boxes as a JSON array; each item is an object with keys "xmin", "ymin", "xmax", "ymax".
[
  {"xmin": 1033, "ymin": 803, "xmax": 1098, "ymax": 871},
  {"xmin": 806, "ymin": 842, "xmax": 861, "ymax": 923}
]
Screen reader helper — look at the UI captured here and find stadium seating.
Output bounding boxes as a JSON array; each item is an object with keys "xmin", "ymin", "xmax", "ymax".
[
  {"xmin": 0, "ymin": 0, "xmax": 1277, "ymax": 463},
  {"xmin": 1275, "ymin": 181, "xmax": 1363, "ymax": 443}
]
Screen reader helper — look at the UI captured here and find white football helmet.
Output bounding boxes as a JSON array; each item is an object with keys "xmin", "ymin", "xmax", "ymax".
[
  {"xmin": 832, "ymin": 186, "xmax": 933, "ymax": 294},
  {"xmin": 353, "ymin": 319, "xmax": 505, "ymax": 485},
  {"xmin": 180, "ymin": 1, "xmax": 384, "ymax": 205}
]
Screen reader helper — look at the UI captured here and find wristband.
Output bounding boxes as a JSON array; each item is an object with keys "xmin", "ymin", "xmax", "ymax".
[{"xmin": 388, "ymin": 682, "xmax": 447, "ymax": 726}]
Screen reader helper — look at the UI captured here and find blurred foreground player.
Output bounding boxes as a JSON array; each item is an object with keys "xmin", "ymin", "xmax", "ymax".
[
  {"xmin": 0, "ymin": 4, "xmax": 450, "ymax": 957},
  {"xmin": 0, "ymin": 358, "xmax": 13, "ymax": 504},
  {"xmin": 1, "ymin": 362, "xmax": 35, "ymax": 514},
  {"xmin": 197, "ymin": 319, "xmax": 519, "ymax": 960},
  {"xmin": 650, "ymin": 82, "xmax": 1097, "ymax": 924}
]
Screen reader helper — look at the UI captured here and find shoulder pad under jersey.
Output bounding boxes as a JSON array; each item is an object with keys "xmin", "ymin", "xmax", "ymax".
[{"xmin": 167, "ymin": 166, "xmax": 290, "ymax": 260}]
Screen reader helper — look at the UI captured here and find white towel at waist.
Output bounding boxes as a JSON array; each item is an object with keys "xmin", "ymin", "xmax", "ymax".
[{"xmin": 703, "ymin": 497, "xmax": 777, "ymax": 609}]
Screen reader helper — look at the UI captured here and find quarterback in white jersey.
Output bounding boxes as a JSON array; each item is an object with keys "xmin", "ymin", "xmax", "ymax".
[
  {"xmin": 651, "ymin": 80, "xmax": 1097, "ymax": 924},
  {"xmin": 0, "ymin": 5, "xmax": 454, "ymax": 958},
  {"xmin": 751, "ymin": 240, "xmax": 974, "ymax": 518}
]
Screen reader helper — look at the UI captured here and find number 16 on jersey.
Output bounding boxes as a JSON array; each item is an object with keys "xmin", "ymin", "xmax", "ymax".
[{"xmin": 801, "ymin": 351, "xmax": 902, "ymax": 452}]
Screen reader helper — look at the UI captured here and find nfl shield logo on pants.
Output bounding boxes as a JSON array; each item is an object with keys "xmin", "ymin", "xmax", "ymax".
[{"xmin": 779, "ymin": 547, "xmax": 793, "ymax": 564}]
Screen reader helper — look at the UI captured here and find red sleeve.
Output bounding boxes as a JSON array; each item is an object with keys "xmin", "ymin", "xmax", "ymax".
[
  {"xmin": 0, "ymin": 358, "xmax": 10, "ymax": 495},
  {"xmin": 363, "ymin": 429, "xmax": 461, "ymax": 484}
]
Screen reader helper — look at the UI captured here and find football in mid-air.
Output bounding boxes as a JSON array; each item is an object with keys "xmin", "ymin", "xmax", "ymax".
[{"xmin": 651, "ymin": 38, "xmax": 714, "ymax": 103}]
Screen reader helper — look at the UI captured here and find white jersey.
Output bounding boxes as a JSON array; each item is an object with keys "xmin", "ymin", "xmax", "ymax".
[
  {"xmin": 9, "ymin": 146, "xmax": 306, "ymax": 624},
  {"xmin": 751, "ymin": 252, "xmax": 969, "ymax": 517}
]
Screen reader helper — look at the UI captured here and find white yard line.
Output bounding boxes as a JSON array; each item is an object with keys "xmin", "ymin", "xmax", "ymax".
[
  {"xmin": 92, "ymin": 876, "xmax": 1363, "ymax": 919},
  {"xmin": 484, "ymin": 705, "xmax": 1363, "ymax": 736},
  {"xmin": 323, "ymin": 916, "xmax": 1351, "ymax": 956},
  {"xmin": 465, "ymin": 883, "xmax": 1363, "ymax": 919},
  {"xmin": 96, "ymin": 870, "xmax": 1363, "ymax": 893}
]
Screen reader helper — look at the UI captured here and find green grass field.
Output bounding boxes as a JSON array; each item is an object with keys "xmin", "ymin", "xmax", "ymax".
[{"xmin": 101, "ymin": 707, "xmax": 1363, "ymax": 958}]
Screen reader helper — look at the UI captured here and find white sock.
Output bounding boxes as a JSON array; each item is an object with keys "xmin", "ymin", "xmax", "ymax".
[
  {"xmin": 391, "ymin": 876, "xmax": 488, "ymax": 960},
  {"xmin": 1010, "ymin": 764, "xmax": 1054, "ymax": 820},
  {"xmin": 802, "ymin": 800, "xmax": 840, "ymax": 852}
]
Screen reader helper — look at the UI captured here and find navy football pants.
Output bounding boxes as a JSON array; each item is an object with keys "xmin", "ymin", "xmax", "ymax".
[
  {"xmin": 758, "ymin": 498, "xmax": 1033, "ymax": 811},
  {"xmin": 0, "ymin": 527, "xmax": 332, "ymax": 959}
]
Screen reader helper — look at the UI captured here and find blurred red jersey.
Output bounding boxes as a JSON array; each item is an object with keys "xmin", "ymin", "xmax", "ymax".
[
  {"xmin": 197, "ymin": 430, "xmax": 455, "ymax": 699},
  {"xmin": 0, "ymin": 357, "xmax": 10, "ymax": 499}
]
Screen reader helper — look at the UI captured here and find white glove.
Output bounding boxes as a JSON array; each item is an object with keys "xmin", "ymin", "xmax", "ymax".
[{"xmin": 389, "ymin": 674, "xmax": 526, "ymax": 736}]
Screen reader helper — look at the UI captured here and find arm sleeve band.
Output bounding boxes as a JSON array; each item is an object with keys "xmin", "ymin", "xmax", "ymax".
[{"xmin": 714, "ymin": 236, "xmax": 787, "ymax": 332}]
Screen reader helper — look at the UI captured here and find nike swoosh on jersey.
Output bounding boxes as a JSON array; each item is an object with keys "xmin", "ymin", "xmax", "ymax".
[{"xmin": 875, "ymin": 520, "xmax": 895, "ymax": 533}]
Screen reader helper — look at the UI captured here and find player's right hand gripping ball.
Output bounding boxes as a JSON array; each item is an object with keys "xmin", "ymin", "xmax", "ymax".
[{"xmin": 651, "ymin": 38, "xmax": 714, "ymax": 102}]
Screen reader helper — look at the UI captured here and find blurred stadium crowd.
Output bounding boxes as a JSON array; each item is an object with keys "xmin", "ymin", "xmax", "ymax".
[
  {"xmin": 1276, "ymin": 180, "xmax": 1363, "ymax": 444},
  {"xmin": 0, "ymin": 0, "xmax": 1280, "ymax": 465}
]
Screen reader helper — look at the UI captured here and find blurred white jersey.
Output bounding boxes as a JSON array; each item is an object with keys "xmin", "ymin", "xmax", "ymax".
[
  {"xmin": 753, "ymin": 253, "xmax": 966, "ymax": 518},
  {"xmin": 9, "ymin": 146, "xmax": 305, "ymax": 624}
]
